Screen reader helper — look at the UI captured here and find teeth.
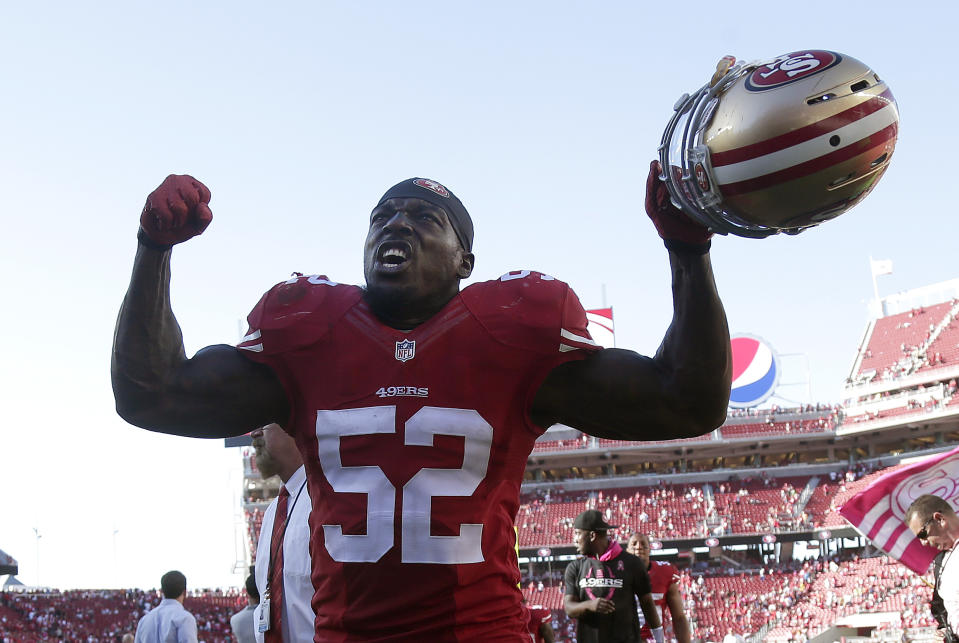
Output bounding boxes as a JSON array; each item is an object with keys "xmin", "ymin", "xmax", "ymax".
[{"xmin": 384, "ymin": 248, "xmax": 408, "ymax": 259}]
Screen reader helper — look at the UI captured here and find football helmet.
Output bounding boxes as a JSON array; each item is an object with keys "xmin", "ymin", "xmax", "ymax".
[{"xmin": 659, "ymin": 50, "xmax": 899, "ymax": 238}]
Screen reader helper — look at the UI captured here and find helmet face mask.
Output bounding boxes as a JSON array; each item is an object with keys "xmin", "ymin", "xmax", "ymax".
[{"xmin": 659, "ymin": 50, "xmax": 899, "ymax": 238}]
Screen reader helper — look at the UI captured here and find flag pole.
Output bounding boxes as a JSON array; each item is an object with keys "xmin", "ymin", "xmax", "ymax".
[{"xmin": 870, "ymin": 256, "xmax": 881, "ymax": 309}]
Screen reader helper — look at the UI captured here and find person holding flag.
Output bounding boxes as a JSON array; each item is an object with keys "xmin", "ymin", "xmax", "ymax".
[
  {"xmin": 839, "ymin": 447, "xmax": 959, "ymax": 640},
  {"xmin": 906, "ymin": 495, "xmax": 959, "ymax": 638}
]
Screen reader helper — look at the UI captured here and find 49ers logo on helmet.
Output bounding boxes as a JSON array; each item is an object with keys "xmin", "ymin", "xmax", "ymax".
[
  {"xmin": 413, "ymin": 178, "xmax": 450, "ymax": 198},
  {"xmin": 745, "ymin": 50, "xmax": 841, "ymax": 92}
]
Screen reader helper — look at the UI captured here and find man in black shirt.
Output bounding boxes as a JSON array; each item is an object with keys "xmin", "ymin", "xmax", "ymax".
[{"xmin": 564, "ymin": 510, "xmax": 662, "ymax": 643}]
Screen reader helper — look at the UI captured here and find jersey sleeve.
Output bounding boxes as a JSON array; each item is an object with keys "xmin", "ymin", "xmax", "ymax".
[
  {"xmin": 666, "ymin": 562, "xmax": 681, "ymax": 589},
  {"xmin": 236, "ymin": 274, "xmax": 362, "ymax": 361},
  {"xmin": 461, "ymin": 271, "xmax": 603, "ymax": 433},
  {"xmin": 564, "ymin": 560, "xmax": 581, "ymax": 597},
  {"xmin": 533, "ymin": 607, "xmax": 551, "ymax": 625},
  {"xmin": 461, "ymin": 270, "xmax": 602, "ymax": 358}
]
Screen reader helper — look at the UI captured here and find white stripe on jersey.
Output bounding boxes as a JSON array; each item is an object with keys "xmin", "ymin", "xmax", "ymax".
[
  {"xmin": 559, "ymin": 328, "xmax": 598, "ymax": 352},
  {"xmin": 238, "ymin": 329, "xmax": 263, "ymax": 353}
]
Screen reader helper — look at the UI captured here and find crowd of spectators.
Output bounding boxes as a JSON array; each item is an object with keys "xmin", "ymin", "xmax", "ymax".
[
  {"xmin": 521, "ymin": 551, "xmax": 938, "ymax": 643},
  {"xmin": 0, "ymin": 588, "xmax": 244, "ymax": 642},
  {"xmin": 515, "ymin": 463, "xmax": 884, "ymax": 547}
]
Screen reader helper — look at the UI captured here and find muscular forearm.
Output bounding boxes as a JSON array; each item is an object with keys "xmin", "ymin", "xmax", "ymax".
[
  {"xmin": 653, "ymin": 249, "xmax": 731, "ymax": 434},
  {"xmin": 112, "ymin": 244, "xmax": 188, "ymax": 423},
  {"xmin": 563, "ymin": 597, "xmax": 597, "ymax": 619},
  {"xmin": 666, "ymin": 584, "xmax": 691, "ymax": 643},
  {"xmin": 638, "ymin": 594, "xmax": 662, "ymax": 629},
  {"xmin": 112, "ymin": 244, "xmax": 287, "ymax": 437},
  {"xmin": 672, "ymin": 614, "xmax": 691, "ymax": 643}
]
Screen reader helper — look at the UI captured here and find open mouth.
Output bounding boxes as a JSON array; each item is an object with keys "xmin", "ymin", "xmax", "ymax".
[{"xmin": 376, "ymin": 241, "xmax": 413, "ymax": 272}]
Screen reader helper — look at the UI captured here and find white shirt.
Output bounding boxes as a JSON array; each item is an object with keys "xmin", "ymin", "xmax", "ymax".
[
  {"xmin": 254, "ymin": 465, "xmax": 314, "ymax": 643},
  {"xmin": 230, "ymin": 604, "xmax": 257, "ymax": 643},
  {"xmin": 133, "ymin": 598, "xmax": 198, "ymax": 643},
  {"xmin": 940, "ymin": 543, "xmax": 959, "ymax": 635}
]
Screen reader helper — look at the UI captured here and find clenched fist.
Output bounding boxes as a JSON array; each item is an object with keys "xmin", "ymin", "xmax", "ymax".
[
  {"xmin": 139, "ymin": 174, "xmax": 213, "ymax": 248},
  {"xmin": 644, "ymin": 160, "xmax": 712, "ymax": 250}
]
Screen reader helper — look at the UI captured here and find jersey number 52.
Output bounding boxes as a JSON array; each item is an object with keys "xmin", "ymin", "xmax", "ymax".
[{"xmin": 316, "ymin": 406, "xmax": 493, "ymax": 565}]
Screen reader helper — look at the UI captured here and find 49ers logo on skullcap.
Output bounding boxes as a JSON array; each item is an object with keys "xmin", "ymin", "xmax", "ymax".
[
  {"xmin": 413, "ymin": 178, "xmax": 450, "ymax": 198},
  {"xmin": 745, "ymin": 50, "xmax": 842, "ymax": 92}
]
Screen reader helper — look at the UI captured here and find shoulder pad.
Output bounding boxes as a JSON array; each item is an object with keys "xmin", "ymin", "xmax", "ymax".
[
  {"xmin": 460, "ymin": 270, "xmax": 598, "ymax": 355},
  {"xmin": 238, "ymin": 274, "xmax": 362, "ymax": 356}
]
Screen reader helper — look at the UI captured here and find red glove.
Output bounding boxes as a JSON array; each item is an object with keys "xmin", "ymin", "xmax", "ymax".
[
  {"xmin": 644, "ymin": 160, "xmax": 712, "ymax": 249},
  {"xmin": 139, "ymin": 174, "xmax": 213, "ymax": 248}
]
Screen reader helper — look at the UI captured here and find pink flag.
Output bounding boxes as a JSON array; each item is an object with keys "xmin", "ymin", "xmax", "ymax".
[{"xmin": 838, "ymin": 445, "xmax": 959, "ymax": 574}]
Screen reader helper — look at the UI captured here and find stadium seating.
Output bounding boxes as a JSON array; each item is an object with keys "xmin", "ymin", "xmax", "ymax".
[
  {"xmin": 516, "ymin": 473, "xmax": 860, "ymax": 544},
  {"xmin": 921, "ymin": 312, "xmax": 959, "ymax": 371},
  {"xmin": 854, "ymin": 303, "xmax": 954, "ymax": 381},
  {"xmin": 719, "ymin": 418, "xmax": 833, "ymax": 439},
  {"xmin": 0, "ymin": 589, "xmax": 244, "ymax": 642},
  {"xmin": 519, "ymin": 553, "xmax": 937, "ymax": 643}
]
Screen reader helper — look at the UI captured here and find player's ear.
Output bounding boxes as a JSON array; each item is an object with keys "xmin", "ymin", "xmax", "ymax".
[{"xmin": 457, "ymin": 251, "xmax": 474, "ymax": 279}]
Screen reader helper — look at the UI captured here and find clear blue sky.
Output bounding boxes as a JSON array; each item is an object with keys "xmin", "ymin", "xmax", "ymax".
[{"xmin": 2, "ymin": 1, "xmax": 956, "ymax": 590}]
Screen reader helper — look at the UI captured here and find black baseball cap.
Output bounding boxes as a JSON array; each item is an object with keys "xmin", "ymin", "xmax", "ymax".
[{"xmin": 573, "ymin": 510, "xmax": 612, "ymax": 532}]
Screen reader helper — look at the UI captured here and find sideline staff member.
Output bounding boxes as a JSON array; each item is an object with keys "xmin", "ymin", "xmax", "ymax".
[
  {"xmin": 907, "ymin": 495, "xmax": 959, "ymax": 637},
  {"xmin": 565, "ymin": 510, "xmax": 662, "ymax": 643}
]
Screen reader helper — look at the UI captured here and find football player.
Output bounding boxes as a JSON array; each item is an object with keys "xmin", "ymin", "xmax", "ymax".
[
  {"xmin": 626, "ymin": 532, "xmax": 690, "ymax": 643},
  {"xmin": 113, "ymin": 163, "xmax": 731, "ymax": 641},
  {"xmin": 523, "ymin": 598, "xmax": 555, "ymax": 643}
]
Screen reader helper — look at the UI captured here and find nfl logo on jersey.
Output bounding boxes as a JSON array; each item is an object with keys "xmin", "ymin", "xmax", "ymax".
[{"xmin": 395, "ymin": 339, "xmax": 416, "ymax": 362}]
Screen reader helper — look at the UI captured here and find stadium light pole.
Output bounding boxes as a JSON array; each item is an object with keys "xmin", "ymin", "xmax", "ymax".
[
  {"xmin": 113, "ymin": 527, "xmax": 119, "ymax": 588},
  {"xmin": 32, "ymin": 527, "xmax": 40, "ymax": 587}
]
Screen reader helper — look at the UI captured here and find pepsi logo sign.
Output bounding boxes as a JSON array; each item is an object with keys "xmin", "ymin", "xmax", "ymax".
[
  {"xmin": 705, "ymin": 537, "xmax": 719, "ymax": 547},
  {"xmin": 745, "ymin": 51, "xmax": 841, "ymax": 92},
  {"xmin": 762, "ymin": 534, "xmax": 777, "ymax": 544},
  {"xmin": 650, "ymin": 540, "xmax": 663, "ymax": 550},
  {"xmin": 818, "ymin": 530, "xmax": 832, "ymax": 540},
  {"xmin": 729, "ymin": 334, "xmax": 781, "ymax": 408},
  {"xmin": 537, "ymin": 547, "xmax": 552, "ymax": 557}
]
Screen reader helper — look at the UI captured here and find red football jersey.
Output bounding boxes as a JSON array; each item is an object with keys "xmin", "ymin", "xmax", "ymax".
[
  {"xmin": 639, "ymin": 560, "xmax": 681, "ymax": 640},
  {"xmin": 238, "ymin": 270, "xmax": 599, "ymax": 642},
  {"xmin": 525, "ymin": 604, "xmax": 551, "ymax": 643}
]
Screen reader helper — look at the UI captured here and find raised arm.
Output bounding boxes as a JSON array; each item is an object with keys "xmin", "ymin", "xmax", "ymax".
[
  {"xmin": 111, "ymin": 175, "xmax": 289, "ymax": 438},
  {"xmin": 532, "ymin": 162, "xmax": 731, "ymax": 440}
]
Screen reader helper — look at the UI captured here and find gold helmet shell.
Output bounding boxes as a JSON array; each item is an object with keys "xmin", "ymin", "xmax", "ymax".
[{"xmin": 659, "ymin": 50, "xmax": 899, "ymax": 238}]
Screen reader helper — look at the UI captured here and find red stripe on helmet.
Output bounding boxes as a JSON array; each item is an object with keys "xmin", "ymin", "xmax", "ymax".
[
  {"xmin": 710, "ymin": 88, "xmax": 895, "ymax": 168},
  {"xmin": 716, "ymin": 122, "xmax": 898, "ymax": 197}
]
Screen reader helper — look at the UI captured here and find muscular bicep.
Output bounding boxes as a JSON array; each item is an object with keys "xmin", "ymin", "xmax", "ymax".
[
  {"xmin": 532, "ymin": 348, "xmax": 718, "ymax": 440},
  {"xmin": 113, "ymin": 343, "xmax": 289, "ymax": 438}
]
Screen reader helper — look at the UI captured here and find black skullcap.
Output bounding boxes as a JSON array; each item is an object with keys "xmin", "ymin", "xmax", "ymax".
[{"xmin": 376, "ymin": 178, "xmax": 474, "ymax": 251}]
